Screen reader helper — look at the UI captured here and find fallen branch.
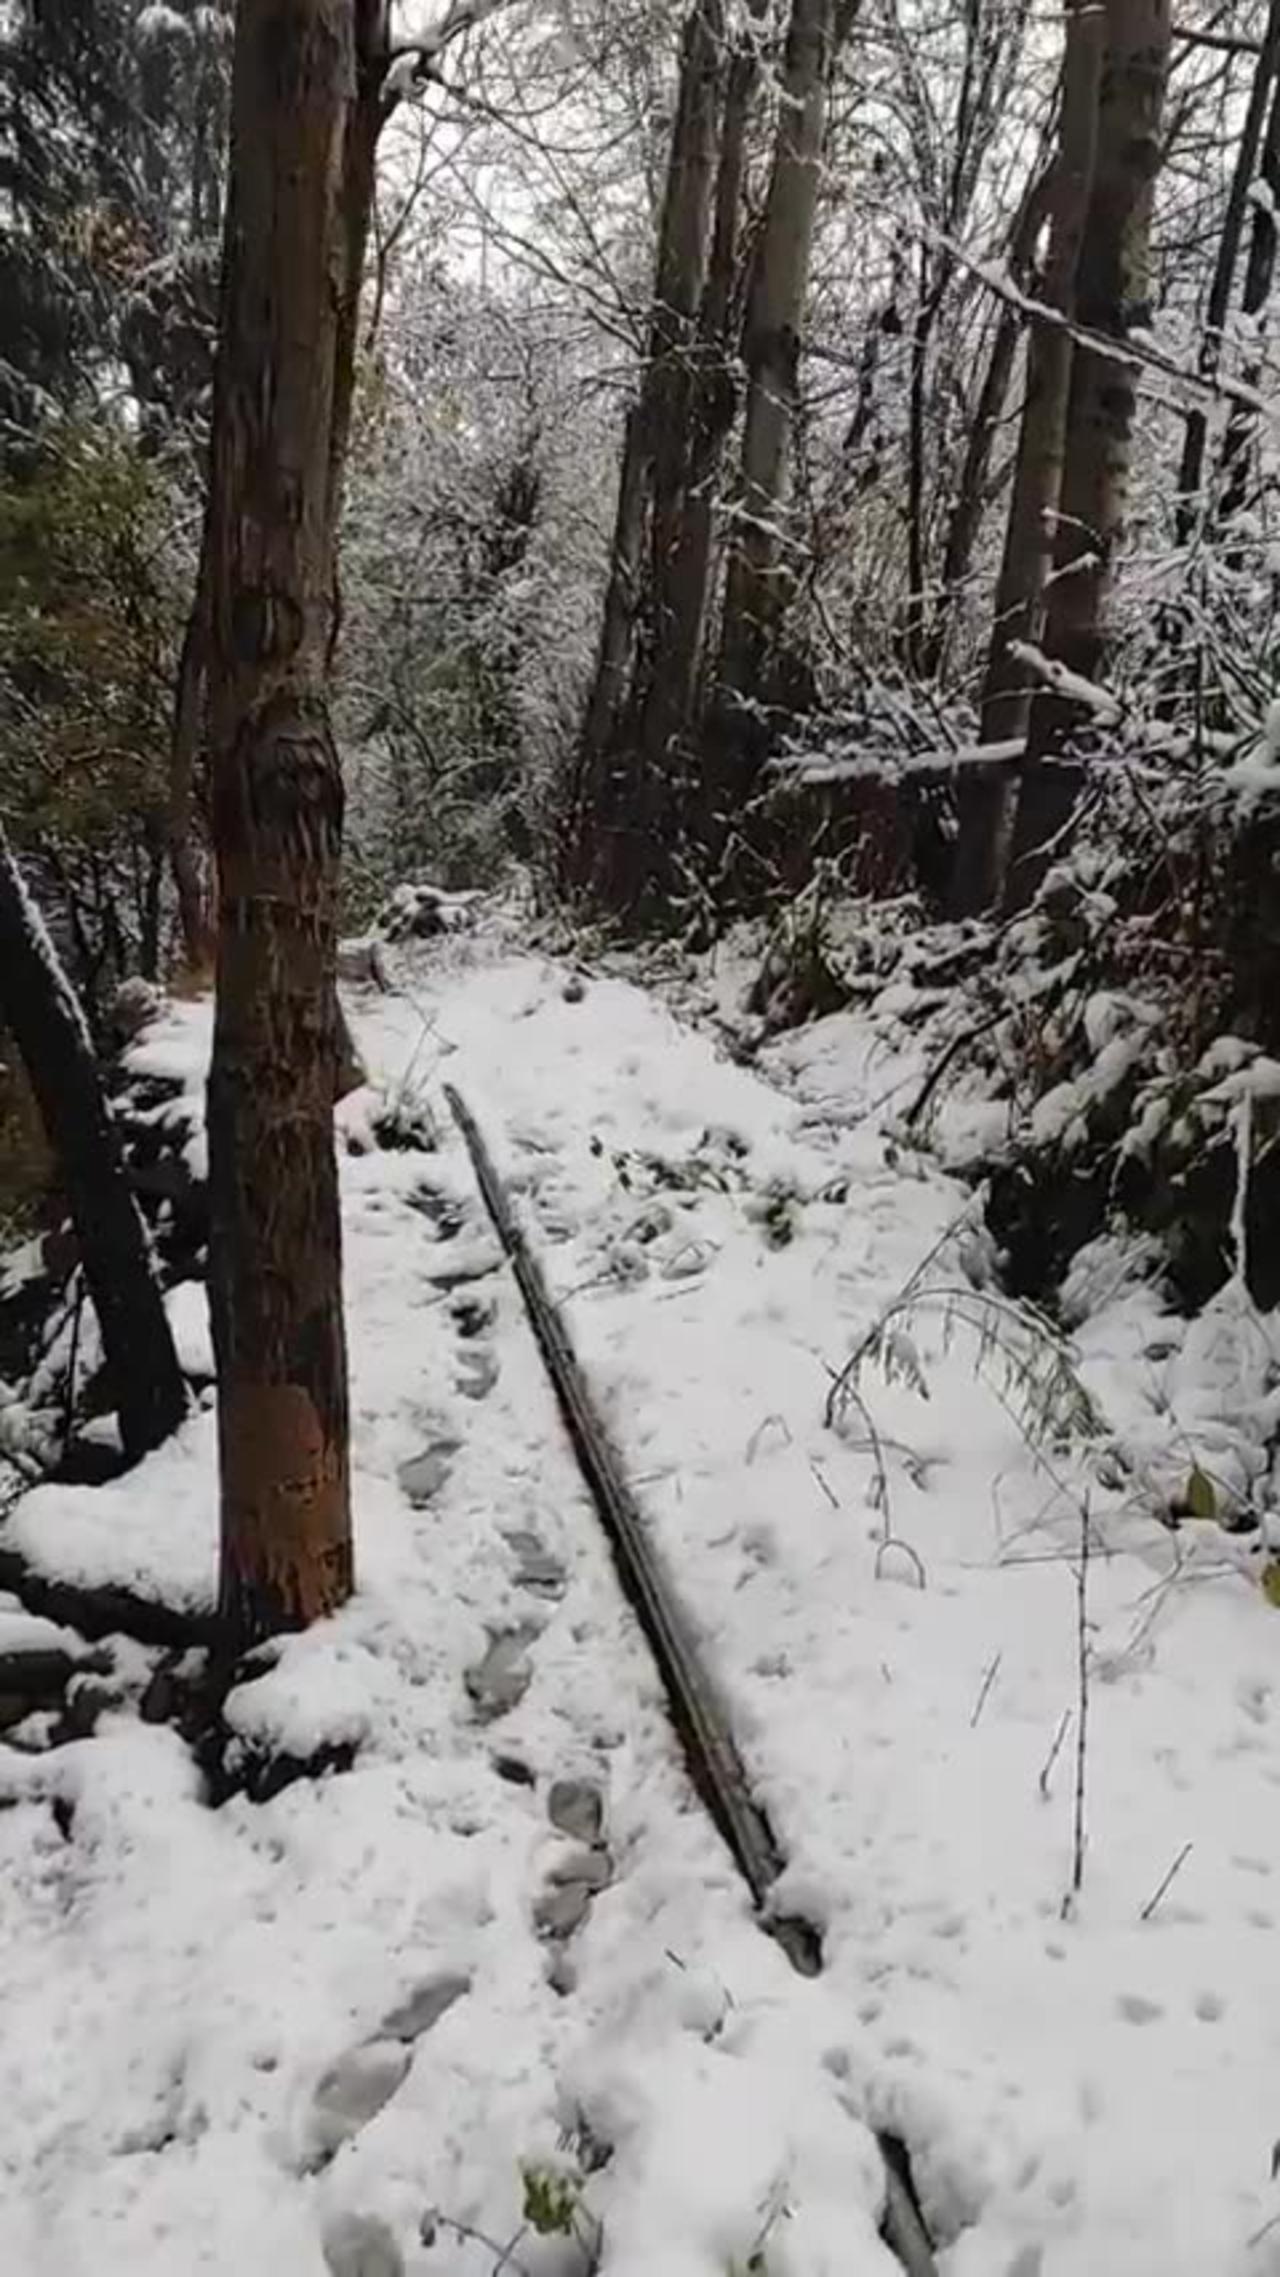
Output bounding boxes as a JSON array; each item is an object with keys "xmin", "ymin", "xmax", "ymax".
[
  {"xmin": 446, "ymin": 1085, "xmax": 939, "ymax": 2277},
  {"xmin": 1140, "ymin": 1841, "xmax": 1193, "ymax": 1922}
]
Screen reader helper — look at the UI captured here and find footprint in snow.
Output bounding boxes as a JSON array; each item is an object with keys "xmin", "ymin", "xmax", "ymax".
[
  {"xmin": 1115, "ymin": 1993, "xmax": 1163, "ymax": 2026},
  {"xmin": 455, "ymin": 1348, "xmax": 499, "ymax": 1401}
]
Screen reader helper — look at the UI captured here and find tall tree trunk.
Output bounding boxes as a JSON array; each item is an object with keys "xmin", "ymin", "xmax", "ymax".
[
  {"xmin": 568, "ymin": 0, "xmax": 725, "ymax": 903},
  {"xmin": 948, "ymin": 0, "xmax": 1104, "ymax": 917},
  {"xmin": 1217, "ymin": 65, "xmax": 1280, "ymax": 529},
  {"xmin": 1176, "ymin": 0, "xmax": 1280, "ymax": 539},
  {"xmin": 979, "ymin": 0, "xmax": 1104, "ymax": 748},
  {"xmin": 638, "ymin": 0, "xmax": 764, "ymax": 767},
  {"xmin": 0, "ymin": 825, "xmax": 187, "ymax": 1464},
  {"xmin": 204, "ymin": 0, "xmax": 388, "ymax": 1644},
  {"xmin": 922, "ymin": 154, "xmax": 1054, "ymax": 682},
  {"xmin": 718, "ymin": 0, "xmax": 837, "ymax": 697},
  {"xmin": 1005, "ymin": 0, "xmax": 1169, "ymax": 910},
  {"xmin": 168, "ymin": 535, "xmax": 215, "ymax": 970}
]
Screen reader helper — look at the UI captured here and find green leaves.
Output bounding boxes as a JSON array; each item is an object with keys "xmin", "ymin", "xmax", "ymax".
[{"xmin": 1184, "ymin": 1465, "xmax": 1217, "ymax": 1521}]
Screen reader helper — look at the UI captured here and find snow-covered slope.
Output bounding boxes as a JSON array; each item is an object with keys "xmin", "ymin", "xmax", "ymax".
[{"xmin": 2, "ymin": 928, "xmax": 1279, "ymax": 2277}]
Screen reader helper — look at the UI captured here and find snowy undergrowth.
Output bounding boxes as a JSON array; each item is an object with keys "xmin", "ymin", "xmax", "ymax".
[{"xmin": 3, "ymin": 924, "xmax": 1280, "ymax": 2274}]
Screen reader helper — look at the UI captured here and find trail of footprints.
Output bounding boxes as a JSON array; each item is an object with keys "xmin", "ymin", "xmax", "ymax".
[{"xmin": 395, "ymin": 1168, "xmax": 616, "ymax": 1979}]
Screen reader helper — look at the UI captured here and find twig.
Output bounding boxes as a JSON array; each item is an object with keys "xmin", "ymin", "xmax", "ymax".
[
  {"xmin": 60, "ymin": 1269, "xmax": 85, "ymax": 1458},
  {"xmin": 1139, "ymin": 1841, "xmax": 1193, "ymax": 1923},
  {"xmin": 746, "ymin": 1413, "xmax": 792, "ymax": 1463},
  {"xmin": 808, "ymin": 1457, "xmax": 839, "ymax": 1509},
  {"xmin": 426, "ymin": 2211, "xmax": 532, "ymax": 2275},
  {"xmin": 874, "ymin": 1534, "xmax": 927, "ymax": 1589},
  {"xmin": 970, "ymin": 1651, "xmax": 1002, "ymax": 1729},
  {"xmin": 823, "ymin": 1198, "xmax": 979, "ymax": 1427},
  {"xmin": 1062, "ymin": 1499, "xmax": 1092, "ymax": 1917},
  {"xmin": 904, "ymin": 1003, "xmax": 1008, "ymax": 1129},
  {"xmin": 1038, "ymin": 1708, "xmax": 1071, "ymax": 1800}
]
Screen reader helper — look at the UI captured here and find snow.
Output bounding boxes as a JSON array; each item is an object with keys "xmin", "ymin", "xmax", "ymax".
[
  {"xmin": 0, "ymin": 1596, "xmax": 81, "ymax": 1658},
  {"xmin": 4, "ymin": 925, "xmax": 1280, "ymax": 2274}
]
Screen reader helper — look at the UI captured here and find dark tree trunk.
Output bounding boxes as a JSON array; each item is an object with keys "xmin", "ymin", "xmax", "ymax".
[
  {"xmin": 1176, "ymin": 0, "xmax": 1280, "ymax": 539},
  {"xmin": 1005, "ymin": 0, "xmax": 1169, "ymax": 910},
  {"xmin": 204, "ymin": 0, "xmax": 388, "ymax": 1644},
  {"xmin": 922, "ymin": 156, "xmax": 1054, "ymax": 684},
  {"xmin": 948, "ymin": 0, "xmax": 1104, "ymax": 917},
  {"xmin": 637, "ymin": 0, "xmax": 764, "ymax": 772},
  {"xmin": 1218, "ymin": 65, "xmax": 1280, "ymax": 528},
  {"xmin": 568, "ymin": 0, "xmax": 726, "ymax": 908},
  {"xmin": 718, "ymin": 0, "xmax": 838, "ymax": 698},
  {"xmin": 168, "ymin": 539, "xmax": 215, "ymax": 970},
  {"xmin": 0, "ymin": 825, "xmax": 186, "ymax": 1463}
]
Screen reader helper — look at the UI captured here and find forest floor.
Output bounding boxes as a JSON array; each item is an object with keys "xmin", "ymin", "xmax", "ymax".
[{"xmin": 3, "ymin": 913, "xmax": 1280, "ymax": 2277}]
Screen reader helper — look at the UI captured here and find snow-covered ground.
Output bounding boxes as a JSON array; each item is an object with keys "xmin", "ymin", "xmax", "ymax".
[{"xmin": 3, "ymin": 922, "xmax": 1280, "ymax": 2277}]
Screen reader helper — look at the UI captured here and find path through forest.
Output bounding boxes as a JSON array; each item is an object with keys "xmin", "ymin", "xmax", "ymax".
[{"xmin": 2, "ymin": 922, "xmax": 1279, "ymax": 2277}]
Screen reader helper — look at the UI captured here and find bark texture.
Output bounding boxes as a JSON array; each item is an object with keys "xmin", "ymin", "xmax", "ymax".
[
  {"xmin": 1176, "ymin": 0, "xmax": 1280, "ymax": 538},
  {"xmin": 1006, "ymin": 0, "xmax": 1170, "ymax": 908},
  {"xmin": 1218, "ymin": 63, "xmax": 1280, "ymax": 529},
  {"xmin": 0, "ymin": 825, "xmax": 187, "ymax": 1463},
  {"xmin": 718, "ymin": 0, "xmax": 837, "ymax": 696},
  {"xmin": 204, "ymin": 0, "xmax": 387, "ymax": 1643},
  {"xmin": 638, "ymin": 0, "xmax": 764, "ymax": 769},
  {"xmin": 923, "ymin": 154, "xmax": 1055, "ymax": 683},
  {"xmin": 947, "ymin": 0, "xmax": 1104, "ymax": 917},
  {"xmin": 168, "ymin": 535, "xmax": 215, "ymax": 968},
  {"xmin": 568, "ymin": 0, "xmax": 725, "ymax": 904}
]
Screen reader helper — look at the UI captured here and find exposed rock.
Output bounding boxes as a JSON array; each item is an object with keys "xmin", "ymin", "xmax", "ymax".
[
  {"xmin": 309, "ymin": 2040, "xmax": 412, "ymax": 2163},
  {"xmin": 321, "ymin": 2210, "xmax": 404, "ymax": 2277},
  {"xmin": 380, "ymin": 1971, "xmax": 470, "ymax": 2043},
  {"xmin": 547, "ymin": 1777, "xmax": 604, "ymax": 1845}
]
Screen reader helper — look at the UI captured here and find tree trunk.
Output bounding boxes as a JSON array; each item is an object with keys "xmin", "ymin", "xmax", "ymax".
[
  {"xmin": 922, "ymin": 154, "xmax": 1054, "ymax": 683},
  {"xmin": 949, "ymin": 0, "xmax": 1104, "ymax": 917},
  {"xmin": 718, "ymin": 0, "xmax": 837, "ymax": 697},
  {"xmin": 1217, "ymin": 64, "xmax": 1280, "ymax": 529},
  {"xmin": 637, "ymin": 0, "xmax": 763, "ymax": 768},
  {"xmin": 1005, "ymin": 0, "xmax": 1169, "ymax": 910},
  {"xmin": 1176, "ymin": 0, "xmax": 1280, "ymax": 539},
  {"xmin": 0, "ymin": 825, "xmax": 187, "ymax": 1464},
  {"xmin": 168, "ymin": 535, "xmax": 215, "ymax": 970},
  {"xmin": 204, "ymin": 0, "xmax": 387, "ymax": 1644},
  {"xmin": 979, "ymin": 0, "xmax": 1104, "ymax": 750},
  {"xmin": 568, "ymin": 0, "xmax": 725, "ymax": 905}
]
